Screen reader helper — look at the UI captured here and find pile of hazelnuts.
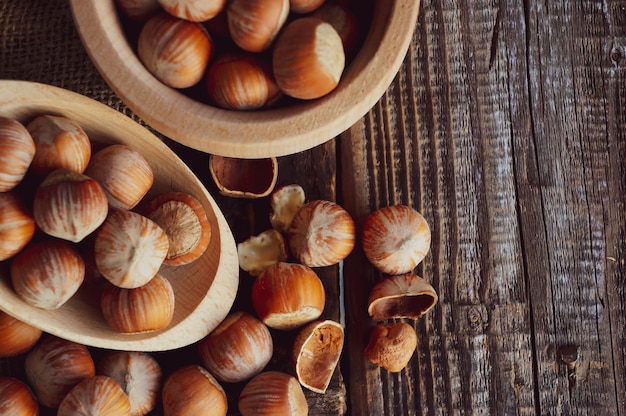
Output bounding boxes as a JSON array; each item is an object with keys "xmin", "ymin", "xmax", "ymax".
[{"xmin": 116, "ymin": 0, "xmax": 364, "ymax": 110}]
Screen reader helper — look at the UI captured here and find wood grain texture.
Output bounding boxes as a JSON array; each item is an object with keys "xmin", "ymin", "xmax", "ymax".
[{"xmin": 341, "ymin": 0, "xmax": 626, "ymax": 414}]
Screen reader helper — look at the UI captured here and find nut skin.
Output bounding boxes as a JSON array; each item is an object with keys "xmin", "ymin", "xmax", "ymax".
[
  {"xmin": 367, "ymin": 273, "xmax": 438, "ymax": 321},
  {"xmin": 0, "ymin": 191, "xmax": 36, "ymax": 262},
  {"xmin": 227, "ymin": 0, "xmax": 289, "ymax": 52},
  {"xmin": 273, "ymin": 17, "xmax": 345, "ymax": 100},
  {"xmin": 100, "ymin": 274, "xmax": 175, "ymax": 334},
  {"xmin": 142, "ymin": 191, "xmax": 211, "ymax": 266},
  {"xmin": 33, "ymin": 169, "xmax": 109, "ymax": 243},
  {"xmin": 0, "ymin": 117, "xmax": 35, "ymax": 192},
  {"xmin": 361, "ymin": 205, "xmax": 431, "ymax": 275},
  {"xmin": 206, "ymin": 52, "xmax": 282, "ymax": 110},
  {"xmin": 138, "ymin": 13, "xmax": 213, "ymax": 88},
  {"xmin": 10, "ymin": 239, "xmax": 86, "ymax": 310},
  {"xmin": 0, "ymin": 377, "xmax": 39, "ymax": 416},
  {"xmin": 94, "ymin": 210, "xmax": 169, "ymax": 289},
  {"xmin": 364, "ymin": 322, "xmax": 417, "ymax": 373},
  {"xmin": 97, "ymin": 351, "xmax": 162, "ymax": 416},
  {"xmin": 251, "ymin": 262, "xmax": 325, "ymax": 330},
  {"xmin": 288, "ymin": 199, "xmax": 355, "ymax": 267},
  {"xmin": 25, "ymin": 336, "xmax": 96, "ymax": 409},
  {"xmin": 198, "ymin": 311, "xmax": 273, "ymax": 383},
  {"xmin": 159, "ymin": 0, "xmax": 227, "ymax": 22},
  {"xmin": 26, "ymin": 115, "xmax": 91, "ymax": 178},
  {"xmin": 292, "ymin": 319, "xmax": 344, "ymax": 393},
  {"xmin": 238, "ymin": 371, "xmax": 308, "ymax": 416},
  {"xmin": 0, "ymin": 311, "xmax": 42, "ymax": 358},
  {"xmin": 57, "ymin": 376, "xmax": 131, "ymax": 416},
  {"xmin": 161, "ymin": 365, "xmax": 227, "ymax": 416},
  {"xmin": 85, "ymin": 144, "xmax": 154, "ymax": 210}
]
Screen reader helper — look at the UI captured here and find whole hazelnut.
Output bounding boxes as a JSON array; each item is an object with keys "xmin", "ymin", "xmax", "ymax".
[
  {"xmin": 0, "ymin": 311, "xmax": 42, "ymax": 358},
  {"xmin": 161, "ymin": 365, "xmax": 227, "ymax": 416},
  {"xmin": 0, "ymin": 191, "xmax": 35, "ymax": 262},
  {"xmin": 273, "ymin": 17, "xmax": 345, "ymax": 100},
  {"xmin": 10, "ymin": 239, "xmax": 85, "ymax": 310},
  {"xmin": 116, "ymin": 0, "xmax": 161, "ymax": 21},
  {"xmin": 159, "ymin": 0, "xmax": 227, "ymax": 22},
  {"xmin": 32, "ymin": 169, "xmax": 109, "ymax": 243},
  {"xmin": 26, "ymin": 114, "xmax": 91, "ymax": 177},
  {"xmin": 238, "ymin": 371, "xmax": 308, "ymax": 416},
  {"xmin": 25, "ymin": 336, "xmax": 96, "ymax": 409},
  {"xmin": 57, "ymin": 375, "xmax": 131, "ymax": 416},
  {"xmin": 0, "ymin": 377, "xmax": 39, "ymax": 416},
  {"xmin": 198, "ymin": 311, "xmax": 273, "ymax": 383},
  {"xmin": 0, "ymin": 117, "xmax": 35, "ymax": 192},
  {"xmin": 362, "ymin": 205, "xmax": 431, "ymax": 275},
  {"xmin": 227, "ymin": 0, "xmax": 289, "ymax": 52},
  {"xmin": 251, "ymin": 262, "xmax": 325, "ymax": 330},
  {"xmin": 288, "ymin": 199, "xmax": 355, "ymax": 267},
  {"xmin": 138, "ymin": 13, "xmax": 214, "ymax": 88}
]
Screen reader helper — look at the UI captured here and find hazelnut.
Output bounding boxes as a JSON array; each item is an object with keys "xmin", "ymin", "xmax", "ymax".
[
  {"xmin": 237, "ymin": 229, "xmax": 288, "ymax": 276},
  {"xmin": 0, "ymin": 117, "xmax": 35, "ymax": 192},
  {"xmin": 288, "ymin": 199, "xmax": 355, "ymax": 267},
  {"xmin": 142, "ymin": 191, "xmax": 211, "ymax": 266},
  {"xmin": 367, "ymin": 273, "xmax": 438, "ymax": 321},
  {"xmin": 116, "ymin": 0, "xmax": 161, "ymax": 21},
  {"xmin": 251, "ymin": 262, "xmax": 325, "ymax": 330},
  {"xmin": 310, "ymin": 1, "xmax": 362, "ymax": 57},
  {"xmin": 159, "ymin": 0, "xmax": 227, "ymax": 22},
  {"xmin": 209, "ymin": 155, "xmax": 278, "ymax": 199},
  {"xmin": 238, "ymin": 371, "xmax": 308, "ymax": 416},
  {"xmin": 198, "ymin": 311, "xmax": 273, "ymax": 383},
  {"xmin": 269, "ymin": 184, "xmax": 305, "ymax": 233},
  {"xmin": 57, "ymin": 375, "xmax": 131, "ymax": 416},
  {"xmin": 206, "ymin": 52, "xmax": 282, "ymax": 110},
  {"xmin": 138, "ymin": 13, "xmax": 214, "ymax": 88},
  {"xmin": 364, "ymin": 322, "xmax": 417, "ymax": 372},
  {"xmin": 85, "ymin": 144, "xmax": 154, "ymax": 210},
  {"xmin": 97, "ymin": 351, "xmax": 162, "ymax": 416},
  {"xmin": 292, "ymin": 319, "xmax": 344, "ymax": 393},
  {"xmin": 0, "ymin": 191, "xmax": 35, "ymax": 262},
  {"xmin": 26, "ymin": 114, "xmax": 91, "ymax": 177},
  {"xmin": 33, "ymin": 169, "xmax": 109, "ymax": 243},
  {"xmin": 0, "ymin": 311, "xmax": 42, "ymax": 358},
  {"xmin": 227, "ymin": 0, "xmax": 289, "ymax": 52},
  {"xmin": 273, "ymin": 17, "xmax": 345, "ymax": 100},
  {"xmin": 94, "ymin": 210, "xmax": 169, "ymax": 289},
  {"xmin": 0, "ymin": 377, "xmax": 39, "ymax": 416},
  {"xmin": 362, "ymin": 205, "xmax": 431, "ymax": 275},
  {"xmin": 161, "ymin": 365, "xmax": 227, "ymax": 416},
  {"xmin": 25, "ymin": 336, "xmax": 96, "ymax": 409},
  {"xmin": 289, "ymin": 0, "xmax": 325, "ymax": 13},
  {"xmin": 100, "ymin": 274, "xmax": 175, "ymax": 333},
  {"xmin": 10, "ymin": 239, "xmax": 85, "ymax": 310}
]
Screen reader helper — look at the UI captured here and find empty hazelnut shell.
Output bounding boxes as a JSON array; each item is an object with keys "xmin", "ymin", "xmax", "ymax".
[
  {"xmin": 365, "ymin": 322, "xmax": 417, "ymax": 372},
  {"xmin": 367, "ymin": 273, "xmax": 438, "ymax": 321},
  {"xmin": 209, "ymin": 155, "xmax": 278, "ymax": 198}
]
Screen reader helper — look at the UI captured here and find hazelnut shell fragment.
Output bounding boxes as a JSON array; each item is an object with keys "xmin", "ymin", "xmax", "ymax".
[
  {"xmin": 238, "ymin": 229, "xmax": 288, "ymax": 276},
  {"xmin": 269, "ymin": 184, "xmax": 305, "ymax": 233}
]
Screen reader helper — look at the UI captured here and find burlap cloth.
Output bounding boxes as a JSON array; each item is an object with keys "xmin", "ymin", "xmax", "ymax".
[{"xmin": 0, "ymin": 0, "xmax": 144, "ymax": 120}]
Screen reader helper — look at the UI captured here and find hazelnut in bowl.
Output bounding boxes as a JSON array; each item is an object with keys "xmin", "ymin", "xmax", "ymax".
[
  {"xmin": 0, "ymin": 80, "xmax": 239, "ymax": 352},
  {"xmin": 69, "ymin": 0, "xmax": 420, "ymax": 158}
]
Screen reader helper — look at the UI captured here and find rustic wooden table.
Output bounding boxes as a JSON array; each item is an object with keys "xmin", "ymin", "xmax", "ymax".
[{"xmin": 1, "ymin": 0, "xmax": 626, "ymax": 415}]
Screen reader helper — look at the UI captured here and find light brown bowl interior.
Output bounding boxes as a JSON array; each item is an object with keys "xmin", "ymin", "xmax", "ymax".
[
  {"xmin": 69, "ymin": 0, "xmax": 420, "ymax": 158},
  {"xmin": 0, "ymin": 80, "xmax": 239, "ymax": 352}
]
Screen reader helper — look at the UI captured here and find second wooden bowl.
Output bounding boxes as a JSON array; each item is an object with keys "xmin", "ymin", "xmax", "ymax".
[
  {"xmin": 0, "ymin": 80, "xmax": 239, "ymax": 352},
  {"xmin": 69, "ymin": 0, "xmax": 420, "ymax": 158}
]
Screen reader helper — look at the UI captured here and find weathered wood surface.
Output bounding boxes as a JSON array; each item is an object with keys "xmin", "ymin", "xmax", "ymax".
[{"xmin": 1, "ymin": 0, "xmax": 626, "ymax": 415}]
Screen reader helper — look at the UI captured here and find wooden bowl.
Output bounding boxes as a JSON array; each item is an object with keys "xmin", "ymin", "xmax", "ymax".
[
  {"xmin": 69, "ymin": 1, "xmax": 420, "ymax": 158},
  {"xmin": 0, "ymin": 80, "xmax": 239, "ymax": 352}
]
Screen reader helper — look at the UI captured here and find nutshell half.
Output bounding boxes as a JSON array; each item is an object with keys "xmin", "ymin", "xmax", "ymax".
[
  {"xmin": 209, "ymin": 155, "xmax": 278, "ymax": 198},
  {"xmin": 367, "ymin": 273, "xmax": 438, "ymax": 321},
  {"xmin": 292, "ymin": 319, "xmax": 344, "ymax": 394}
]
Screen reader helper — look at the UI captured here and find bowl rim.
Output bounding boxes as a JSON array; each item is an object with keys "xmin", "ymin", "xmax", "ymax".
[
  {"xmin": 0, "ymin": 80, "xmax": 239, "ymax": 351},
  {"xmin": 69, "ymin": 0, "xmax": 421, "ymax": 158}
]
